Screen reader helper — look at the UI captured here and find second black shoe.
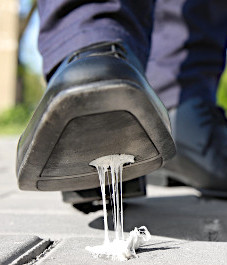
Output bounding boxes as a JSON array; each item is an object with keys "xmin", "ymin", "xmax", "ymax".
[{"xmin": 151, "ymin": 97, "xmax": 227, "ymax": 197}]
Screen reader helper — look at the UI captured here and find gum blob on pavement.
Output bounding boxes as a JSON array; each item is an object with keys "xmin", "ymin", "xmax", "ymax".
[{"xmin": 86, "ymin": 154, "xmax": 151, "ymax": 261}]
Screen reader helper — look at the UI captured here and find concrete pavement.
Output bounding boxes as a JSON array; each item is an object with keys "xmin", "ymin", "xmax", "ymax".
[{"xmin": 0, "ymin": 137, "xmax": 227, "ymax": 264}]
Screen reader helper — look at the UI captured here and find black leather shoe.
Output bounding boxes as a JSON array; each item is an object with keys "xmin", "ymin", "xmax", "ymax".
[
  {"xmin": 152, "ymin": 97, "xmax": 227, "ymax": 197},
  {"xmin": 16, "ymin": 41, "xmax": 175, "ymax": 192}
]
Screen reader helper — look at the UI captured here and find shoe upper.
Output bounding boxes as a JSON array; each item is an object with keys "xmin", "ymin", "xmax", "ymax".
[
  {"xmin": 48, "ymin": 41, "xmax": 145, "ymax": 88},
  {"xmin": 46, "ymin": 41, "xmax": 170, "ymax": 131},
  {"xmin": 168, "ymin": 97, "xmax": 227, "ymax": 190}
]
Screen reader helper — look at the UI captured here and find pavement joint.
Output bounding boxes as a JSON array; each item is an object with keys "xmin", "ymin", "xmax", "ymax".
[{"xmin": 11, "ymin": 239, "xmax": 56, "ymax": 265}]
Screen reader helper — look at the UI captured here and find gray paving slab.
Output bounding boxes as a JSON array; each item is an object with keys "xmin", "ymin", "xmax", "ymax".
[
  {"xmin": 0, "ymin": 189, "xmax": 226, "ymax": 241},
  {"xmin": 122, "ymin": 195, "xmax": 227, "ymax": 241},
  {"xmin": 0, "ymin": 234, "xmax": 42, "ymax": 265},
  {"xmin": 37, "ymin": 237, "xmax": 227, "ymax": 265},
  {"xmin": 1, "ymin": 137, "xmax": 227, "ymax": 264},
  {"xmin": 0, "ymin": 212, "xmax": 106, "ymax": 239}
]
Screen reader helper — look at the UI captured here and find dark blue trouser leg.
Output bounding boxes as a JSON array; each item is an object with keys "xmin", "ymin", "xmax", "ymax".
[
  {"xmin": 146, "ymin": 0, "xmax": 227, "ymax": 109},
  {"xmin": 37, "ymin": 0, "xmax": 154, "ymax": 76},
  {"xmin": 38, "ymin": 0, "xmax": 227, "ymax": 109}
]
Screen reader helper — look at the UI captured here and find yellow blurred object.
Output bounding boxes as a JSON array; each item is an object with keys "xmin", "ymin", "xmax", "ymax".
[{"xmin": 0, "ymin": 0, "xmax": 18, "ymax": 112}]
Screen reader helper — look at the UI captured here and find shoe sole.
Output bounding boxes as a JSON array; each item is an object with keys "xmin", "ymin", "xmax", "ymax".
[{"xmin": 17, "ymin": 80, "xmax": 175, "ymax": 191}]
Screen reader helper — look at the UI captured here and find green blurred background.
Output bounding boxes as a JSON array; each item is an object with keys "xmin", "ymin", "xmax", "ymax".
[
  {"xmin": 0, "ymin": 0, "xmax": 227, "ymax": 135},
  {"xmin": 0, "ymin": 0, "xmax": 44, "ymax": 135}
]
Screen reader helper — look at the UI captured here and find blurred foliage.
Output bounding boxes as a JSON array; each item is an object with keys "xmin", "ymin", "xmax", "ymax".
[
  {"xmin": 0, "ymin": 0, "xmax": 42, "ymax": 135},
  {"xmin": 0, "ymin": 104, "xmax": 32, "ymax": 135},
  {"xmin": 217, "ymin": 66, "xmax": 227, "ymax": 111},
  {"xmin": 0, "ymin": 64, "xmax": 44, "ymax": 135},
  {"xmin": 18, "ymin": 64, "xmax": 44, "ymax": 107}
]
